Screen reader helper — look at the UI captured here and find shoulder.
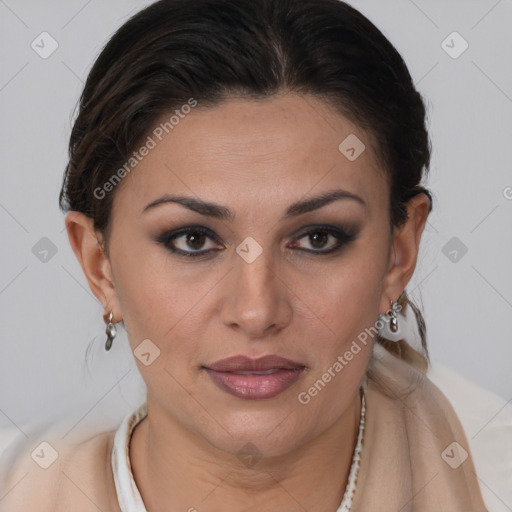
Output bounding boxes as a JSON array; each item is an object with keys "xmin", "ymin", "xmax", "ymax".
[
  {"xmin": 427, "ymin": 361, "xmax": 512, "ymax": 511},
  {"xmin": 362, "ymin": 343, "xmax": 489, "ymax": 510},
  {"xmin": 0, "ymin": 426, "xmax": 120, "ymax": 512},
  {"xmin": 366, "ymin": 343, "xmax": 464, "ymax": 421}
]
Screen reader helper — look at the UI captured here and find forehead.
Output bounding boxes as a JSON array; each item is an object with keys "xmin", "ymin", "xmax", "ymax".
[{"xmin": 113, "ymin": 94, "xmax": 387, "ymax": 221}]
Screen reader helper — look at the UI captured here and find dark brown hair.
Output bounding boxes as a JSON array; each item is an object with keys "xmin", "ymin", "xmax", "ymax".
[{"xmin": 59, "ymin": 0, "xmax": 433, "ymax": 371}]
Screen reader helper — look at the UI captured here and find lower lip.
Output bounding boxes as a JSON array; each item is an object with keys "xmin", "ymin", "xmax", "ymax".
[{"xmin": 203, "ymin": 368, "xmax": 305, "ymax": 400}]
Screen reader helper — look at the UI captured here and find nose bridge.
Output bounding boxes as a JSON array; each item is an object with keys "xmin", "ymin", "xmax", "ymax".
[
  {"xmin": 235, "ymin": 237, "xmax": 277, "ymax": 301},
  {"xmin": 223, "ymin": 236, "xmax": 290, "ymax": 336}
]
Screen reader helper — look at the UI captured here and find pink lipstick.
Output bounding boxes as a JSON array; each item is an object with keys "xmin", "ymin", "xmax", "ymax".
[{"xmin": 203, "ymin": 355, "xmax": 306, "ymax": 400}]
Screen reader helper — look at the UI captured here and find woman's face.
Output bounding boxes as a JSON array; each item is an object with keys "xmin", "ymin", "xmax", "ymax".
[{"xmin": 98, "ymin": 94, "xmax": 396, "ymax": 456}]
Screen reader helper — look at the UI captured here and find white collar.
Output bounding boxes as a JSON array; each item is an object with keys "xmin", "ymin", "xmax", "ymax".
[
  {"xmin": 111, "ymin": 401, "xmax": 148, "ymax": 512},
  {"xmin": 111, "ymin": 391, "xmax": 365, "ymax": 512}
]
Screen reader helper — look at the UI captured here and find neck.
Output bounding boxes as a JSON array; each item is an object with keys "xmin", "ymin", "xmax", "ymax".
[{"xmin": 129, "ymin": 391, "xmax": 362, "ymax": 512}]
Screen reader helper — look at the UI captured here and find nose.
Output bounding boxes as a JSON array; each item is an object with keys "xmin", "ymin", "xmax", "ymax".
[{"xmin": 220, "ymin": 245, "xmax": 292, "ymax": 340}]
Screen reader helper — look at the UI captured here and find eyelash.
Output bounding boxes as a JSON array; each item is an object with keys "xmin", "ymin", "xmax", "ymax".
[{"xmin": 155, "ymin": 224, "xmax": 358, "ymax": 259}]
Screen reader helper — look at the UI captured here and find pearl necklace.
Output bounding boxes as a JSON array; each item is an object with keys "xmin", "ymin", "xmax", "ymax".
[{"xmin": 337, "ymin": 390, "xmax": 366, "ymax": 511}]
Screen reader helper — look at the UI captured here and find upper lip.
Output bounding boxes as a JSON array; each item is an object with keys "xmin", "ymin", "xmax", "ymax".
[{"xmin": 204, "ymin": 355, "xmax": 306, "ymax": 372}]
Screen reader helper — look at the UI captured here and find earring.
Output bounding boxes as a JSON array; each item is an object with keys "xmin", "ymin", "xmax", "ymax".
[
  {"xmin": 104, "ymin": 311, "xmax": 117, "ymax": 351},
  {"xmin": 389, "ymin": 299, "xmax": 399, "ymax": 333},
  {"xmin": 377, "ymin": 297, "xmax": 403, "ymax": 342}
]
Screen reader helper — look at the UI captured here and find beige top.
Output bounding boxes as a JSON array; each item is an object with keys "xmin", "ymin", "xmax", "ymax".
[{"xmin": 0, "ymin": 344, "xmax": 488, "ymax": 511}]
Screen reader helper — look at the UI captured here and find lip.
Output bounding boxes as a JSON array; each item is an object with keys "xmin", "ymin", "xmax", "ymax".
[{"xmin": 203, "ymin": 355, "xmax": 306, "ymax": 400}]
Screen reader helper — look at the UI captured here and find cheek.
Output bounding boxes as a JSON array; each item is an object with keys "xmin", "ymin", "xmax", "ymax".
[
  {"xmin": 110, "ymin": 241, "xmax": 226, "ymax": 386},
  {"xmin": 294, "ymin": 257, "xmax": 383, "ymax": 422},
  {"xmin": 110, "ymin": 238, "xmax": 198, "ymax": 349},
  {"xmin": 304, "ymin": 239, "xmax": 387, "ymax": 348},
  {"xmin": 112, "ymin": 259, "xmax": 203, "ymax": 400}
]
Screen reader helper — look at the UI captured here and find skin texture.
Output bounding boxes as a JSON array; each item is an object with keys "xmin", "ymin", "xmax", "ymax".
[{"xmin": 66, "ymin": 94, "xmax": 430, "ymax": 511}]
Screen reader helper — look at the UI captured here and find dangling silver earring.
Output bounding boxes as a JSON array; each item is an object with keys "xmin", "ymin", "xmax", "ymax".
[
  {"xmin": 377, "ymin": 297, "xmax": 403, "ymax": 342},
  {"xmin": 105, "ymin": 311, "xmax": 116, "ymax": 351},
  {"xmin": 389, "ymin": 299, "xmax": 399, "ymax": 333}
]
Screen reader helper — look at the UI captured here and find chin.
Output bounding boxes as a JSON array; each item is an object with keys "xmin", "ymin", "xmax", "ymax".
[{"xmin": 199, "ymin": 408, "xmax": 313, "ymax": 460}]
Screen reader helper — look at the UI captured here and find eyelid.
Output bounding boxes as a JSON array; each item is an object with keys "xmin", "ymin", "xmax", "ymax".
[
  {"xmin": 290, "ymin": 222, "xmax": 358, "ymax": 238},
  {"xmin": 155, "ymin": 225, "xmax": 221, "ymax": 248}
]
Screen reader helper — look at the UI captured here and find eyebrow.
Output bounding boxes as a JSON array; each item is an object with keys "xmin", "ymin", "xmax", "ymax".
[{"xmin": 141, "ymin": 188, "xmax": 366, "ymax": 221}]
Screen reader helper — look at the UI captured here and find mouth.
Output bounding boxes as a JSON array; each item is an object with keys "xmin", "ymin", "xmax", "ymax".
[{"xmin": 202, "ymin": 355, "xmax": 306, "ymax": 400}]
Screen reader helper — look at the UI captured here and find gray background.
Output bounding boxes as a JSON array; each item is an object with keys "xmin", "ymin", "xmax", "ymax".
[{"xmin": 0, "ymin": 0, "xmax": 511, "ymax": 443}]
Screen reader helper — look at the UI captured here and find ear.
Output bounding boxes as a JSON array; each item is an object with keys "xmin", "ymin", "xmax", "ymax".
[
  {"xmin": 379, "ymin": 193, "xmax": 431, "ymax": 314},
  {"xmin": 65, "ymin": 211, "xmax": 121, "ymax": 322}
]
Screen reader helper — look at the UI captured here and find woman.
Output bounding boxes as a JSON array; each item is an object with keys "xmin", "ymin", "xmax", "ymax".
[{"xmin": 0, "ymin": 0, "xmax": 489, "ymax": 510}]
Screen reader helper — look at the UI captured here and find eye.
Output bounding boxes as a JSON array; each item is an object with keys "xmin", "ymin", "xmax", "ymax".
[
  {"xmin": 155, "ymin": 226, "xmax": 222, "ymax": 257},
  {"xmin": 290, "ymin": 225, "xmax": 358, "ymax": 254},
  {"xmin": 155, "ymin": 224, "xmax": 358, "ymax": 259}
]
